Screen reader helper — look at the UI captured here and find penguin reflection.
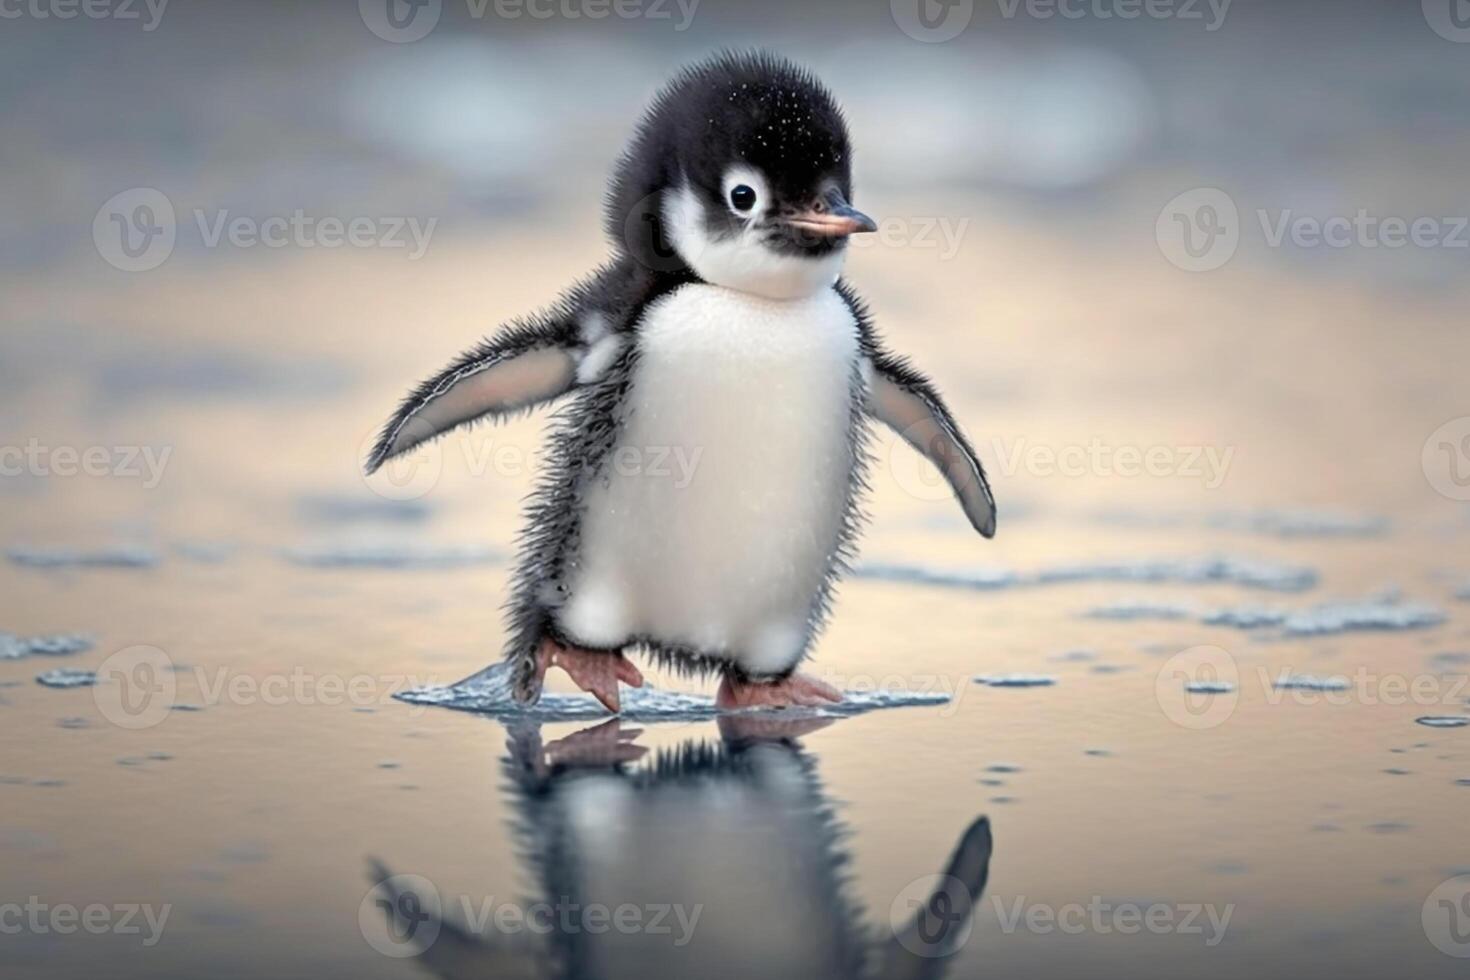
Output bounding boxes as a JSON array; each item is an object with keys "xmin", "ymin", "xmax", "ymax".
[{"xmin": 370, "ymin": 716, "xmax": 991, "ymax": 980}]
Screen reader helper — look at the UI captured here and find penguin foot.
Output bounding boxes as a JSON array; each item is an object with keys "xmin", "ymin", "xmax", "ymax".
[
  {"xmin": 535, "ymin": 638, "xmax": 644, "ymax": 714},
  {"xmin": 715, "ymin": 672, "xmax": 843, "ymax": 710}
]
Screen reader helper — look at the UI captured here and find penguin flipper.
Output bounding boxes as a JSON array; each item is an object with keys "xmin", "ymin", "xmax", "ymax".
[
  {"xmin": 876, "ymin": 817, "xmax": 993, "ymax": 980},
  {"xmin": 364, "ymin": 313, "xmax": 597, "ymax": 475},
  {"xmin": 867, "ymin": 354, "xmax": 997, "ymax": 539}
]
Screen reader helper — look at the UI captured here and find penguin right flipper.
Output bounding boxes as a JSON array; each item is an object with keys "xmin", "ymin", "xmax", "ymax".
[
  {"xmin": 877, "ymin": 817, "xmax": 994, "ymax": 980},
  {"xmin": 363, "ymin": 304, "xmax": 625, "ymax": 475}
]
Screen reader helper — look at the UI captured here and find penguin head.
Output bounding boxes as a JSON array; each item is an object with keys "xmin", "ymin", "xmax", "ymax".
[{"xmin": 608, "ymin": 51, "xmax": 876, "ymax": 300}]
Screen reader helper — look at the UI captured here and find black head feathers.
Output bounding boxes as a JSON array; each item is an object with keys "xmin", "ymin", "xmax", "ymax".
[{"xmin": 606, "ymin": 51, "xmax": 854, "ymax": 272}]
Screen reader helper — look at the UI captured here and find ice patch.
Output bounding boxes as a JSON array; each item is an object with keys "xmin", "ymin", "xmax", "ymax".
[
  {"xmin": 35, "ymin": 669, "xmax": 98, "ymax": 688},
  {"xmin": 8, "ymin": 546, "xmax": 156, "ymax": 569},
  {"xmin": 1282, "ymin": 600, "xmax": 1446, "ymax": 636},
  {"xmin": 173, "ymin": 541, "xmax": 238, "ymax": 563},
  {"xmin": 1036, "ymin": 556, "xmax": 1316, "ymax": 592},
  {"xmin": 860, "ymin": 555, "xmax": 1315, "ymax": 593},
  {"xmin": 1088, "ymin": 595, "xmax": 1446, "ymax": 637},
  {"xmin": 296, "ymin": 495, "xmax": 433, "ymax": 525},
  {"xmin": 853, "ymin": 563, "xmax": 1018, "ymax": 590},
  {"xmin": 1202, "ymin": 606, "xmax": 1289, "ymax": 629},
  {"xmin": 0, "ymin": 633, "xmax": 93, "ymax": 660},
  {"xmin": 1091, "ymin": 507, "xmax": 1389, "ymax": 538},
  {"xmin": 1087, "ymin": 600, "xmax": 1198, "ymax": 621},
  {"xmin": 976, "ymin": 674, "xmax": 1057, "ymax": 688},
  {"xmin": 1416, "ymin": 716, "xmax": 1469, "ymax": 729},
  {"xmin": 395, "ymin": 662, "xmax": 951, "ymax": 721},
  {"xmin": 1273, "ymin": 674, "xmax": 1351, "ymax": 692},
  {"xmin": 283, "ymin": 541, "xmax": 501, "ymax": 570}
]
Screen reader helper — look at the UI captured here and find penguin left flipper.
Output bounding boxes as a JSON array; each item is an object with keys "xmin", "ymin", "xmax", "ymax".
[
  {"xmin": 866, "ymin": 352, "xmax": 998, "ymax": 539},
  {"xmin": 365, "ymin": 308, "xmax": 616, "ymax": 475}
]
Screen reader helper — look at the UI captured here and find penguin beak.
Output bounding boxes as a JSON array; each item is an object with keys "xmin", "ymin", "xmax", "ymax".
[{"xmin": 783, "ymin": 190, "xmax": 877, "ymax": 239}]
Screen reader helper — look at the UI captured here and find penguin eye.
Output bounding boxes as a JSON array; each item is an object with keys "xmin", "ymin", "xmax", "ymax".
[{"xmin": 729, "ymin": 185, "xmax": 757, "ymax": 212}]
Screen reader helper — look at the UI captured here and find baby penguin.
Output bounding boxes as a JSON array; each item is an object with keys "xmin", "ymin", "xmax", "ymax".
[{"xmin": 366, "ymin": 51, "xmax": 996, "ymax": 712}]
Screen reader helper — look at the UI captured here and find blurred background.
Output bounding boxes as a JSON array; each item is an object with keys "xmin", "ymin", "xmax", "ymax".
[{"xmin": 3, "ymin": 1, "xmax": 1470, "ymax": 978}]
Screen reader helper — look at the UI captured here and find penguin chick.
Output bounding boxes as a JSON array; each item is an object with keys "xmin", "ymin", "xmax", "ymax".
[{"xmin": 365, "ymin": 50, "xmax": 997, "ymax": 712}]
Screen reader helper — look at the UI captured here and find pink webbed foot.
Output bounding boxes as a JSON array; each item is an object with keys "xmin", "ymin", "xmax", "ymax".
[
  {"xmin": 534, "ymin": 638, "xmax": 645, "ymax": 714},
  {"xmin": 716, "ymin": 671, "xmax": 843, "ymax": 710}
]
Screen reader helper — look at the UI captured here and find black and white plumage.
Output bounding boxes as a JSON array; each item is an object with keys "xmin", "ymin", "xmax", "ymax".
[
  {"xmin": 366, "ymin": 51, "xmax": 997, "ymax": 706},
  {"xmin": 367, "ymin": 719, "xmax": 994, "ymax": 980}
]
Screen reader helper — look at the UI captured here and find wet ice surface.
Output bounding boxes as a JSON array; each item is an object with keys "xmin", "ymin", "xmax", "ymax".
[
  {"xmin": 975, "ymin": 673, "xmax": 1058, "ymax": 688},
  {"xmin": 0, "ymin": 633, "xmax": 93, "ymax": 660},
  {"xmin": 1090, "ymin": 507, "xmax": 1390, "ymax": 538},
  {"xmin": 8, "ymin": 546, "xmax": 157, "ymax": 569},
  {"xmin": 396, "ymin": 662, "xmax": 951, "ymax": 721},
  {"xmin": 858, "ymin": 553, "xmax": 1317, "ymax": 592},
  {"xmin": 282, "ymin": 540, "xmax": 502, "ymax": 570},
  {"xmin": 1273, "ymin": 674, "xmax": 1353, "ymax": 692},
  {"xmin": 34, "ymin": 668, "xmax": 98, "ymax": 688},
  {"xmin": 1086, "ymin": 593, "xmax": 1446, "ymax": 636}
]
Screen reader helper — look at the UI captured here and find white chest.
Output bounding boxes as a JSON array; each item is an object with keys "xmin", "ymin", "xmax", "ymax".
[{"xmin": 557, "ymin": 284, "xmax": 861, "ymax": 674}]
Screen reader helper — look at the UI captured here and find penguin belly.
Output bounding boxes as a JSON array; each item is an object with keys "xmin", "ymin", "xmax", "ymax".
[{"xmin": 557, "ymin": 283, "xmax": 860, "ymax": 676}]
